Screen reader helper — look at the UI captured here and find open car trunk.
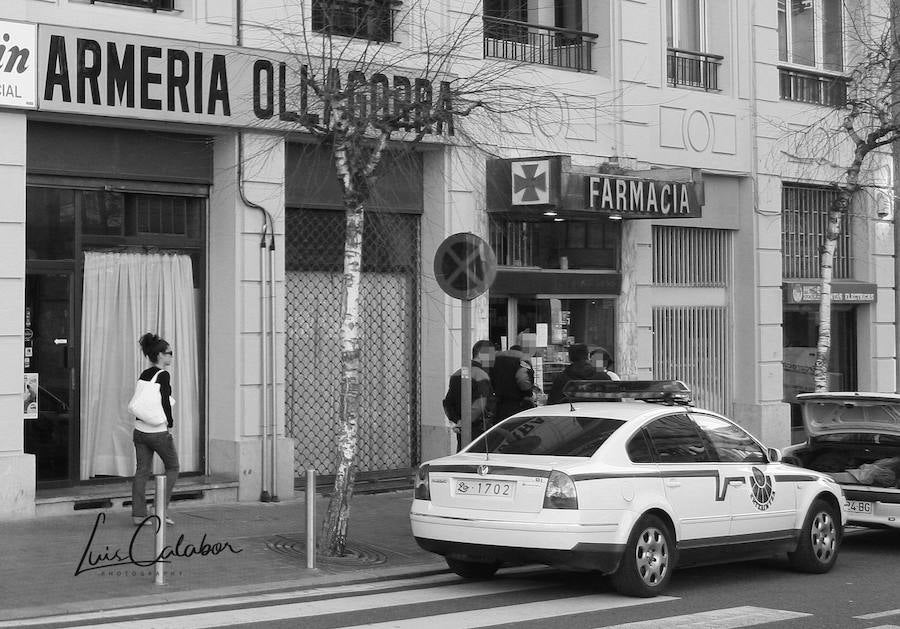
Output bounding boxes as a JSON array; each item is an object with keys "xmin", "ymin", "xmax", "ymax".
[{"xmin": 786, "ymin": 438, "xmax": 900, "ymax": 489}]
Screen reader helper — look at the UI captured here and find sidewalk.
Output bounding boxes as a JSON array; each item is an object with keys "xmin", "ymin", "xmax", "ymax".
[{"xmin": 0, "ymin": 489, "xmax": 446, "ymax": 622}]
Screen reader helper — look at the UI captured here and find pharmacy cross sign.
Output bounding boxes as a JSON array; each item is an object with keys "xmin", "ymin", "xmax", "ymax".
[
  {"xmin": 433, "ymin": 233, "xmax": 497, "ymax": 300},
  {"xmin": 512, "ymin": 159, "xmax": 550, "ymax": 205}
]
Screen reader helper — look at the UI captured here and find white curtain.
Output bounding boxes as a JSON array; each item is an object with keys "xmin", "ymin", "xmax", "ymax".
[{"xmin": 80, "ymin": 252, "xmax": 200, "ymax": 479}]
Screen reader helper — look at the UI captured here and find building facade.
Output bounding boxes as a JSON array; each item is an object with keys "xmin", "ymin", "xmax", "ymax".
[{"xmin": 0, "ymin": 0, "xmax": 894, "ymax": 519}]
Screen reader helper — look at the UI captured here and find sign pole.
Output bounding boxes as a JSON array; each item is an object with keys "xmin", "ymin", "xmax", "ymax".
[{"xmin": 460, "ymin": 299, "xmax": 472, "ymax": 448}]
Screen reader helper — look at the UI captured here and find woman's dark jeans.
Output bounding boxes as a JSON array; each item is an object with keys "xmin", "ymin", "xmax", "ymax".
[{"xmin": 131, "ymin": 429, "xmax": 180, "ymax": 518}]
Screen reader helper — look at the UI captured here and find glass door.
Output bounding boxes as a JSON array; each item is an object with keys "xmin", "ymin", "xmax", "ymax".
[{"xmin": 24, "ymin": 272, "xmax": 77, "ymax": 485}]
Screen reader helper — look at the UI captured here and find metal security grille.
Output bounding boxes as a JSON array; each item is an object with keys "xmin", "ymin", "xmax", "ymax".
[
  {"xmin": 284, "ymin": 209, "xmax": 420, "ymax": 480},
  {"xmin": 489, "ymin": 218, "xmax": 537, "ymax": 267},
  {"xmin": 653, "ymin": 306, "xmax": 730, "ymax": 415},
  {"xmin": 652, "ymin": 226, "xmax": 730, "ymax": 286},
  {"xmin": 782, "ymin": 184, "xmax": 852, "ymax": 279}
]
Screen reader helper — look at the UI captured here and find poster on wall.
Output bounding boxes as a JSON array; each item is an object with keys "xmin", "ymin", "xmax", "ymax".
[{"xmin": 23, "ymin": 373, "xmax": 38, "ymax": 419}]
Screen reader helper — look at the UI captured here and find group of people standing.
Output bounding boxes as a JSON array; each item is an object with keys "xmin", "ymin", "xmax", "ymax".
[{"xmin": 442, "ymin": 340, "xmax": 617, "ymax": 451}]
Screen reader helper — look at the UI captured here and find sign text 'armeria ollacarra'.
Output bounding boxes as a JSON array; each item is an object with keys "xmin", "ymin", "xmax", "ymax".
[
  {"xmin": 586, "ymin": 175, "xmax": 701, "ymax": 219},
  {"xmin": 37, "ymin": 26, "xmax": 454, "ymax": 134}
]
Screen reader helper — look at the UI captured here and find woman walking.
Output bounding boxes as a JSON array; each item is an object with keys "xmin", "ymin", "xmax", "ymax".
[{"xmin": 131, "ymin": 332, "xmax": 180, "ymax": 526}]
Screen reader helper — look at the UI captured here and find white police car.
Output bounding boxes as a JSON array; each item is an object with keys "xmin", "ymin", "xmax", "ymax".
[{"xmin": 411, "ymin": 381, "xmax": 846, "ymax": 597}]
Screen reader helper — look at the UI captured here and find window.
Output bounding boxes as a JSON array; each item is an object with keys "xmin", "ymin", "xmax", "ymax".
[
  {"xmin": 778, "ymin": 0, "xmax": 843, "ymax": 71},
  {"xmin": 665, "ymin": 0, "xmax": 722, "ymax": 90},
  {"xmin": 478, "ymin": 416, "xmax": 626, "ymax": 457},
  {"xmin": 311, "ymin": 0, "xmax": 397, "ymax": 42},
  {"xmin": 777, "ymin": 0, "xmax": 846, "ymax": 105},
  {"xmin": 691, "ymin": 414, "xmax": 766, "ymax": 463},
  {"xmin": 781, "ymin": 184, "xmax": 852, "ymax": 279},
  {"xmin": 89, "ymin": 0, "xmax": 175, "ymax": 11},
  {"xmin": 644, "ymin": 414, "xmax": 710, "ymax": 463},
  {"xmin": 666, "ymin": 0, "xmax": 705, "ymax": 52},
  {"xmin": 627, "ymin": 430, "xmax": 654, "ymax": 463},
  {"xmin": 482, "ymin": 0, "xmax": 597, "ymax": 71},
  {"xmin": 489, "ymin": 218, "xmax": 620, "ymax": 270}
]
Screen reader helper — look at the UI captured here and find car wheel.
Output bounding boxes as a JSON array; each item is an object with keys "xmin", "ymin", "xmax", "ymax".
[
  {"xmin": 446, "ymin": 557, "xmax": 500, "ymax": 579},
  {"xmin": 610, "ymin": 515, "xmax": 674, "ymax": 597},
  {"xmin": 788, "ymin": 498, "xmax": 840, "ymax": 573}
]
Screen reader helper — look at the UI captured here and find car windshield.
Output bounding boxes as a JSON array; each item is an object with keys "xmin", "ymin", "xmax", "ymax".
[{"xmin": 471, "ymin": 415, "xmax": 626, "ymax": 457}]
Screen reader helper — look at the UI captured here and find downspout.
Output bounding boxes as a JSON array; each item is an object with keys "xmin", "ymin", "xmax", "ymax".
[{"xmin": 237, "ymin": 0, "xmax": 277, "ymax": 501}]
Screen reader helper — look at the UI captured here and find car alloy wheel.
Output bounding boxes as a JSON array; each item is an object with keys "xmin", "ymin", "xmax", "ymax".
[
  {"xmin": 610, "ymin": 514, "xmax": 674, "ymax": 597},
  {"xmin": 788, "ymin": 498, "xmax": 840, "ymax": 573}
]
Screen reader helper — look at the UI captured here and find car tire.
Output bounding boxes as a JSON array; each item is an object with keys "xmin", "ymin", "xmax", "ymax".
[
  {"xmin": 446, "ymin": 557, "xmax": 500, "ymax": 579},
  {"xmin": 788, "ymin": 498, "xmax": 840, "ymax": 573},
  {"xmin": 609, "ymin": 514, "xmax": 674, "ymax": 597}
]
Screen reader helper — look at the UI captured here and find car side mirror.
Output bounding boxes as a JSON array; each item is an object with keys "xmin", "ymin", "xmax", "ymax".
[{"xmin": 767, "ymin": 447, "xmax": 781, "ymax": 463}]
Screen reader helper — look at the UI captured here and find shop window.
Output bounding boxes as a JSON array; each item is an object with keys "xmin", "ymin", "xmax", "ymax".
[
  {"xmin": 778, "ymin": 0, "xmax": 846, "ymax": 105},
  {"xmin": 26, "ymin": 188, "xmax": 76, "ymax": 260},
  {"xmin": 311, "ymin": 0, "xmax": 399, "ymax": 42},
  {"xmin": 782, "ymin": 184, "xmax": 852, "ymax": 279},
  {"xmin": 489, "ymin": 218, "xmax": 619, "ymax": 270},
  {"xmin": 284, "ymin": 208, "xmax": 420, "ymax": 478}
]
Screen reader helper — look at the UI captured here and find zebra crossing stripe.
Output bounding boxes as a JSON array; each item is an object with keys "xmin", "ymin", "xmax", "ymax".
[
  {"xmin": 66, "ymin": 579, "xmax": 557, "ymax": 629},
  {"xmin": 856, "ymin": 609, "xmax": 900, "ymax": 620},
  {"xmin": 334, "ymin": 594, "xmax": 676, "ymax": 629},
  {"xmin": 596, "ymin": 605, "xmax": 810, "ymax": 628},
  {"xmin": 0, "ymin": 572, "xmax": 470, "ymax": 627}
]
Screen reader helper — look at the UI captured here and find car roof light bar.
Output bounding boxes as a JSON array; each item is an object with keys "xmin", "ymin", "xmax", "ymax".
[{"xmin": 561, "ymin": 380, "xmax": 693, "ymax": 405}]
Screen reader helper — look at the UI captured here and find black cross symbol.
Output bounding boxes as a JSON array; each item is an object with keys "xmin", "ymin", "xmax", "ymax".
[
  {"xmin": 442, "ymin": 242, "xmax": 488, "ymax": 293},
  {"xmin": 513, "ymin": 163, "xmax": 547, "ymax": 203}
]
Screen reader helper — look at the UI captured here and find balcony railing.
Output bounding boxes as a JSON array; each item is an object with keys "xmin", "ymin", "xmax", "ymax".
[
  {"xmin": 483, "ymin": 16, "xmax": 598, "ymax": 72},
  {"xmin": 779, "ymin": 66, "xmax": 848, "ymax": 107},
  {"xmin": 311, "ymin": 0, "xmax": 401, "ymax": 43},
  {"xmin": 666, "ymin": 48, "xmax": 723, "ymax": 91}
]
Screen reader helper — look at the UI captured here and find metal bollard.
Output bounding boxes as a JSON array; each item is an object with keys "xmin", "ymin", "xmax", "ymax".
[
  {"xmin": 305, "ymin": 469, "xmax": 316, "ymax": 569},
  {"xmin": 154, "ymin": 475, "xmax": 166, "ymax": 585}
]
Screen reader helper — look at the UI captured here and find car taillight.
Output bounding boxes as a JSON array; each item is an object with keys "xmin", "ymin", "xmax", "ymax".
[
  {"xmin": 543, "ymin": 470, "xmax": 578, "ymax": 509},
  {"xmin": 414, "ymin": 464, "xmax": 431, "ymax": 500}
]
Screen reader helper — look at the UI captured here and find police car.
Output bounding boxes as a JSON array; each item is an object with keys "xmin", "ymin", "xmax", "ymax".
[{"xmin": 410, "ymin": 381, "xmax": 846, "ymax": 597}]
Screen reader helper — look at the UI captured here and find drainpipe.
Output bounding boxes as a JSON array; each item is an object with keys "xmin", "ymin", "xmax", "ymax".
[{"xmin": 236, "ymin": 0, "xmax": 277, "ymax": 501}]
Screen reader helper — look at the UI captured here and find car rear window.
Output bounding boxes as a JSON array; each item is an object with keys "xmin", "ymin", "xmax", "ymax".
[{"xmin": 475, "ymin": 416, "xmax": 626, "ymax": 457}]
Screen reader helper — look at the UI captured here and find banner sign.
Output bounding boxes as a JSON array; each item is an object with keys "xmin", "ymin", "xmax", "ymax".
[
  {"xmin": 783, "ymin": 281, "xmax": 878, "ymax": 304},
  {"xmin": 0, "ymin": 20, "xmax": 37, "ymax": 109},
  {"xmin": 35, "ymin": 24, "xmax": 454, "ymax": 132},
  {"xmin": 585, "ymin": 175, "xmax": 702, "ymax": 219}
]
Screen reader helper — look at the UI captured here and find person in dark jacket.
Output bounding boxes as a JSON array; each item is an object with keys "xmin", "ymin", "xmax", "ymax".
[
  {"xmin": 548, "ymin": 343, "xmax": 611, "ymax": 405},
  {"xmin": 492, "ymin": 345, "xmax": 536, "ymax": 421},
  {"xmin": 443, "ymin": 340, "xmax": 496, "ymax": 451}
]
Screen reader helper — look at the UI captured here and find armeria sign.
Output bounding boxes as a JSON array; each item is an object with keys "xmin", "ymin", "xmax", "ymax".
[
  {"xmin": 36, "ymin": 25, "xmax": 454, "ymax": 133},
  {"xmin": 0, "ymin": 20, "xmax": 37, "ymax": 109},
  {"xmin": 586, "ymin": 175, "xmax": 701, "ymax": 219}
]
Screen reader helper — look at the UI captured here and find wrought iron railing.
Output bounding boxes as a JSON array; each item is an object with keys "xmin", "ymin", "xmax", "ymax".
[
  {"xmin": 311, "ymin": 0, "xmax": 400, "ymax": 43},
  {"xmin": 483, "ymin": 16, "xmax": 598, "ymax": 72},
  {"xmin": 666, "ymin": 48, "xmax": 723, "ymax": 91},
  {"xmin": 89, "ymin": 0, "xmax": 174, "ymax": 10},
  {"xmin": 779, "ymin": 66, "xmax": 848, "ymax": 107}
]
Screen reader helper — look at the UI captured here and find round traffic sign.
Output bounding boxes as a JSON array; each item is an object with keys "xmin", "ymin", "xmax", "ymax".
[{"xmin": 433, "ymin": 233, "xmax": 497, "ymax": 300}]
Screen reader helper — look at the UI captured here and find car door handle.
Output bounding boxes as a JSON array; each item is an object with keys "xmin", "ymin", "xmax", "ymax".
[
  {"xmin": 665, "ymin": 479, "xmax": 682, "ymax": 488},
  {"xmin": 728, "ymin": 479, "xmax": 745, "ymax": 486}
]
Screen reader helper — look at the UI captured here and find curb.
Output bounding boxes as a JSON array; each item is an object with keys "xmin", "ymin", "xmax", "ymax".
[{"xmin": 1, "ymin": 560, "xmax": 450, "ymax": 623}]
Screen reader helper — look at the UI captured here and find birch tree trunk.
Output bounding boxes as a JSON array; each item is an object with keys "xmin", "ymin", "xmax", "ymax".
[{"xmin": 813, "ymin": 209, "xmax": 839, "ymax": 392}]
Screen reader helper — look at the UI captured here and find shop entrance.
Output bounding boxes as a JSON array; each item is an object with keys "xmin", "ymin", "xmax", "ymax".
[
  {"xmin": 24, "ymin": 272, "xmax": 77, "ymax": 485},
  {"xmin": 489, "ymin": 296, "xmax": 616, "ymax": 392}
]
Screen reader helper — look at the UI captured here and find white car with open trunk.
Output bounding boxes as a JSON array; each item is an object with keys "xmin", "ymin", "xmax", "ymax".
[
  {"xmin": 783, "ymin": 391, "xmax": 900, "ymax": 530},
  {"xmin": 411, "ymin": 381, "xmax": 847, "ymax": 597}
]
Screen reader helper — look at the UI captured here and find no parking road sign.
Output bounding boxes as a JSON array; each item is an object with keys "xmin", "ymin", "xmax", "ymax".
[{"xmin": 433, "ymin": 233, "xmax": 497, "ymax": 301}]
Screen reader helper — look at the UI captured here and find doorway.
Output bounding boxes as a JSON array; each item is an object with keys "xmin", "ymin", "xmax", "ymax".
[{"xmin": 24, "ymin": 272, "xmax": 76, "ymax": 485}]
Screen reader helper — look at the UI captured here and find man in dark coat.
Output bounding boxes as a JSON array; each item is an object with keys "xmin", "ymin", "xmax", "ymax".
[
  {"xmin": 492, "ymin": 345, "xmax": 536, "ymax": 421},
  {"xmin": 547, "ymin": 343, "xmax": 610, "ymax": 405},
  {"xmin": 443, "ymin": 340, "xmax": 496, "ymax": 451}
]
